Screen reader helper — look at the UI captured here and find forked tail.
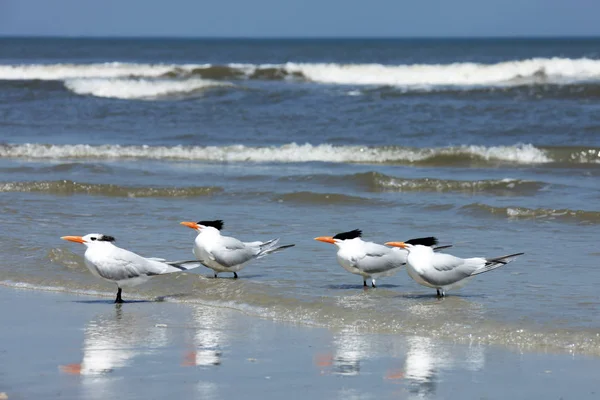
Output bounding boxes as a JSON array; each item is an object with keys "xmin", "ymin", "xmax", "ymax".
[
  {"xmin": 165, "ymin": 260, "xmax": 204, "ymax": 271},
  {"xmin": 471, "ymin": 252, "xmax": 525, "ymax": 276},
  {"xmin": 257, "ymin": 238, "xmax": 295, "ymax": 258},
  {"xmin": 433, "ymin": 245, "xmax": 453, "ymax": 252}
]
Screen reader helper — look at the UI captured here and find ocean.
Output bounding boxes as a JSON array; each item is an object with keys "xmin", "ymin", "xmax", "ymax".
[{"xmin": 1, "ymin": 37, "xmax": 600, "ymax": 356}]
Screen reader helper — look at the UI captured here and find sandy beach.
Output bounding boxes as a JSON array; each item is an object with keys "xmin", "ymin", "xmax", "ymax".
[{"xmin": 0, "ymin": 286, "xmax": 598, "ymax": 400}]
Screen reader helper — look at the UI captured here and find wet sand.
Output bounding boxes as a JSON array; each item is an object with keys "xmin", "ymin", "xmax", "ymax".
[{"xmin": 0, "ymin": 286, "xmax": 598, "ymax": 400}]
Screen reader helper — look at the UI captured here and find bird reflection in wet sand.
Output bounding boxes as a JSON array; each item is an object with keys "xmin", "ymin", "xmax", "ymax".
[
  {"xmin": 314, "ymin": 327, "xmax": 372, "ymax": 376},
  {"xmin": 182, "ymin": 306, "xmax": 229, "ymax": 367},
  {"xmin": 385, "ymin": 336, "xmax": 484, "ymax": 398},
  {"xmin": 60, "ymin": 304, "xmax": 169, "ymax": 376}
]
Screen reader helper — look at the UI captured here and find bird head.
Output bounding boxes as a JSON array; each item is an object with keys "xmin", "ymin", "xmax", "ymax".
[
  {"xmin": 61, "ymin": 233, "xmax": 116, "ymax": 247},
  {"xmin": 386, "ymin": 237, "xmax": 438, "ymax": 252},
  {"xmin": 315, "ymin": 229, "xmax": 362, "ymax": 247},
  {"xmin": 180, "ymin": 220, "xmax": 224, "ymax": 233}
]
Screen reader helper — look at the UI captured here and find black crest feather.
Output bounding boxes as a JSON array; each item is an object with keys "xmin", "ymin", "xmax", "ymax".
[
  {"xmin": 198, "ymin": 220, "xmax": 224, "ymax": 230},
  {"xmin": 405, "ymin": 236, "xmax": 438, "ymax": 247},
  {"xmin": 99, "ymin": 235, "xmax": 116, "ymax": 242},
  {"xmin": 333, "ymin": 229, "xmax": 362, "ymax": 240}
]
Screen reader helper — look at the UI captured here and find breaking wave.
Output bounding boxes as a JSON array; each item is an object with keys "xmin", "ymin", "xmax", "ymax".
[
  {"xmin": 2, "ymin": 143, "xmax": 598, "ymax": 167},
  {"xmin": 2, "ymin": 58, "xmax": 600, "ymax": 99},
  {"xmin": 356, "ymin": 172, "xmax": 546, "ymax": 195},
  {"xmin": 0, "ymin": 63, "xmax": 232, "ymax": 99},
  {"xmin": 0, "ymin": 62, "xmax": 179, "ymax": 80},
  {"xmin": 461, "ymin": 203, "xmax": 600, "ymax": 224},
  {"xmin": 64, "ymin": 77, "xmax": 231, "ymax": 100},
  {"xmin": 2, "ymin": 59, "xmax": 600, "ymax": 86},
  {"xmin": 283, "ymin": 58, "xmax": 600, "ymax": 87},
  {"xmin": 280, "ymin": 172, "xmax": 547, "ymax": 195},
  {"xmin": 0, "ymin": 180, "xmax": 223, "ymax": 197}
]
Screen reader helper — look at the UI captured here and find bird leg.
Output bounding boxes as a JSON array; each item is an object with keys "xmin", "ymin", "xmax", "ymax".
[
  {"xmin": 214, "ymin": 272, "xmax": 218, "ymax": 278},
  {"xmin": 233, "ymin": 272, "xmax": 238, "ymax": 279},
  {"xmin": 363, "ymin": 280, "xmax": 367, "ymax": 287},
  {"xmin": 371, "ymin": 278, "xmax": 377, "ymax": 288},
  {"xmin": 115, "ymin": 288, "xmax": 124, "ymax": 304},
  {"xmin": 436, "ymin": 289, "xmax": 442, "ymax": 298}
]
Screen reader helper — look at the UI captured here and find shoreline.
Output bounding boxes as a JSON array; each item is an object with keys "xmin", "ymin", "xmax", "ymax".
[
  {"xmin": 2, "ymin": 278, "xmax": 600, "ymax": 359},
  {"xmin": 1, "ymin": 285, "xmax": 599, "ymax": 399}
]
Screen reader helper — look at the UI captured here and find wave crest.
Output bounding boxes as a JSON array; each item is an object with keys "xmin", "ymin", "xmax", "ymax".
[
  {"xmin": 461, "ymin": 203, "xmax": 600, "ymax": 224},
  {"xmin": 0, "ymin": 62, "xmax": 177, "ymax": 80},
  {"xmin": 3, "ymin": 58, "xmax": 600, "ymax": 89},
  {"xmin": 64, "ymin": 77, "xmax": 231, "ymax": 100},
  {"xmin": 280, "ymin": 172, "xmax": 547, "ymax": 194},
  {"xmin": 283, "ymin": 58, "xmax": 600, "ymax": 87},
  {"xmin": 0, "ymin": 180, "xmax": 223, "ymax": 197},
  {"xmin": 0, "ymin": 143, "xmax": 567, "ymax": 166},
  {"xmin": 361, "ymin": 173, "xmax": 545, "ymax": 195}
]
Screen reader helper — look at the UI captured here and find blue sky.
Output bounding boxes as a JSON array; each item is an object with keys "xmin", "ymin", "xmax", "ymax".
[{"xmin": 1, "ymin": 0, "xmax": 598, "ymax": 37}]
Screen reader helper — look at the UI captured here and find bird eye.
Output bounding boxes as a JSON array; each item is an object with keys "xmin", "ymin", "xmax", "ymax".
[{"xmin": 91, "ymin": 237, "xmax": 96, "ymax": 241}]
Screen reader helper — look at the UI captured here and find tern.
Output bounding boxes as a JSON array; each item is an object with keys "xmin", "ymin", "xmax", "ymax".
[
  {"xmin": 61, "ymin": 233, "xmax": 202, "ymax": 303},
  {"xmin": 314, "ymin": 229, "xmax": 444, "ymax": 288},
  {"xmin": 179, "ymin": 220, "xmax": 295, "ymax": 278},
  {"xmin": 385, "ymin": 240, "xmax": 524, "ymax": 297}
]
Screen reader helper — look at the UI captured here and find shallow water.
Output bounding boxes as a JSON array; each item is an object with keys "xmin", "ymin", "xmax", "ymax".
[
  {"xmin": 2, "ymin": 288, "xmax": 600, "ymax": 400},
  {"xmin": 1, "ymin": 38, "xmax": 600, "ymax": 356}
]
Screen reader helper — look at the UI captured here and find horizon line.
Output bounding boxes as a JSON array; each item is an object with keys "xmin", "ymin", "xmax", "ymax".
[{"xmin": 1, "ymin": 34, "xmax": 599, "ymax": 40}]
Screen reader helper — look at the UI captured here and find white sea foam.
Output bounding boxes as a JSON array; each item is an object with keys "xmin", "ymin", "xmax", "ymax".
[
  {"xmin": 282, "ymin": 58, "xmax": 600, "ymax": 87},
  {"xmin": 64, "ymin": 78, "xmax": 231, "ymax": 99},
  {"xmin": 0, "ymin": 62, "xmax": 202, "ymax": 80},
  {"xmin": 1, "ymin": 58, "xmax": 600, "ymax": 88},
  {"xmin": 0, "ymin": 143, "xmax": 552, "ymax": 164}
]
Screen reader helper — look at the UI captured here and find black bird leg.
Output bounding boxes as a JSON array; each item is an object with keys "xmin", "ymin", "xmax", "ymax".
[
  {"xmin": 233, "ymin": 272, "xmax": 238, "ymax": 279},
  {"xmin": 214, "ymin": 272, "xmax": 218, "ymax": 278},
  {"xmin": 115, "ymin": 288, "xmax": 124, "ymax": 304},
  {"xmin": 363, "ymin": 280, "xmax": 367, "ymax": 287}
]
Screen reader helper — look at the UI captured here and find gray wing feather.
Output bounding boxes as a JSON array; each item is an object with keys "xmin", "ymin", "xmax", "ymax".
[
  {"xmin": 431, "ymin": 253, "xmax": 472, "ymax": 272},
  {"xmin": 210, "ymin": 247, "xmax": 255, "ymax": 267},
  {"xmin": 209, "ymin": 236, "xmax": 256, "ymax": 267},
  {"xmin": 223, "ymin": 236, "xmax": 247, "ymax": 250},
  {"xmin": 355, "ymin": 244, "xmax": 404, "ymax": 275},
  {"xmin": 421, "ymin": 253, "xmax": 482, "ymax": 285},
  {"xmin": 106, "ymin": 248, "xmax": 186, "ymax": 278}
]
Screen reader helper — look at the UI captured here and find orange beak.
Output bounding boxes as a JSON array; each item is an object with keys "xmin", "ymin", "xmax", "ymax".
[
  {"xmin": 385, "ymin": 241, "xmax": 406, "ymax": 248},
  {"xmin": 182, "ymin": 351, "xmax": 197, "ymax": 367},
  {"xmin": 61, "ymin": 236, "xmax": 85, "ymax": 244},
  {"xmin": 314, "ymin": 353, "xmax": 333, "ymax": 367},
  {"xmin": 385, "ymin": 368, "xmax": 405, "ymax": 380},
  {"xmin": 59, "ymin": 363, "xmax": 82, "ymax": 375},
  {"xmin": 314, "ymin": 236, "xmax": 336, "ymax": 244},
  {"xmin": 180, "ymin": 221, "xmax": 200, "ymax": 230}
]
